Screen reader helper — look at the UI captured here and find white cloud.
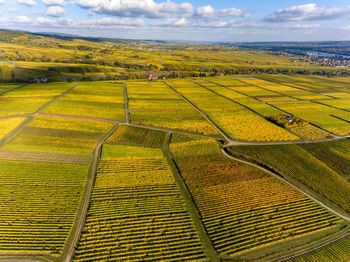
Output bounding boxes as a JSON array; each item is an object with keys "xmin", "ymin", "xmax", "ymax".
[
  {"xmin": 265, "ymin": 3, "xmax": 350, "ymax": 22},
  {"xmin": 8, "ymin": 8, "xmax": 19, "ymax": 12},
  {"xmin": 0, "ymin": 0, "xmax": 4, "ymax": 5},
  {"xmin": 42, "ymin": 0, "xmax": 64, "ymax": 6},
  {"xmin": 2, "ymin": 15, "xmax": 144, "ymax": 29},
  {"xmin": 13, "ymin": 16, "xmax": 32, "ymax": 23},
  {"xmin": 151, "ymin": 18, "xmax": 263, "ymax": 29},
  {"xmin": 17, "ymin": 0, "xmax": 37, "ymax": 6},
  {"xmin": 150, "ymin": 18, "xmax": 189, "ymax": 27},
  {"xmin": 75, "ymin": 0, "xmax": 193, "ymax": 19},
  {"xmin": 342, "ymin": 25, "xmax": 350, "ymax": 30},
  {"xmin": 46, "ymin": 5, "xmax": 65, "ymax": 17},
  {"xmin": 194, "ymin": 5, "xmax": 250, "ymax": 21},
  {"xmin": 289, "ymin": 24, "xmax": 320, "ymax": 29},
  {"xmin": 78, "ymin": 17, "xmax": 144, "ymax": 27}
]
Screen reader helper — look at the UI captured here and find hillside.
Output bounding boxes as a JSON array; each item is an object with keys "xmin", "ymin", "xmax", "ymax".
[{"xmin": 1, "ymin": 30, "xmax": 350, "ymax": 82}]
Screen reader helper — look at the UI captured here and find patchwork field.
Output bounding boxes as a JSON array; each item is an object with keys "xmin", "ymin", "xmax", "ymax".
[{"xmin": 0, "ymin": 75, "xmax": 349, "ymax": 262}]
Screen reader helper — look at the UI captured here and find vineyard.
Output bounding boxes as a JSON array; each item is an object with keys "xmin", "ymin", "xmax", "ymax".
[
  {"xmin": 74, "ymin": 144, "xmax": 208, "ymax": 261},
  {"xmin": 0, "ymin": 160, "xmax": 87, "ymax": 254},
  {"xmin": 0, "ymin": 75, "xmax": 349, "ymax": 262},
  {"xmin": 227, "ymin": 143, "xmax": 350, "ymax": 213},
  {"xmin": 286, "ymin": 234, "xmax": 350, "ymax": 261},
  {"xmin": 169, "ymin": 134, "xmax": 341, "ymax": 257},
  {"xmin": 127, "ymin": 81, "xmax": 220, "ymax": 136},
  {"xmin": 166, "ymin": 79, "xmax": 299, "ymax": 141},
  {"xmin": 43, "ymin": 82, "xmax": 125, "ymax": 121},
  {"xmin": 106, "ymin": 125, "xmax": 167, "ymax": 148}
]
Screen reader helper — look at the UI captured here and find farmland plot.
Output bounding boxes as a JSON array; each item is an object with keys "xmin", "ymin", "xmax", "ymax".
[
  {"xmin": 74, "ymin": 144, "xmax": 208, "ymax": 261},
  {"xmin": 166, "ymin": 79, "xmax": 298, "ymax": 141},
  {"xmin": 127, "ymin": 81, "xmax": 219, "ymax": 136},
  {"xmin": 170, "ymin": 134, "xmax": 340, "ymax": 256}
]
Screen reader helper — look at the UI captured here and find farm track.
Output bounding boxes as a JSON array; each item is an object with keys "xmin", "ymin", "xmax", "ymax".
[
  {"xmin": 123, "ymin": 82, "xmax": 130, "ymax": 124},
  {"xmin": 0, "ymin": 84, "xmax": 27, "ymax": 96},
  {"xmin": 63, "ymin": 124, "xmax": 120, "ymax": 262},
  {"xmin": 273, "ymin": 229, "xmax": 350, "ymax": 262},
  {"xmin": 163, "ymin": 133, "xmax": 219, "ymax": 262}
]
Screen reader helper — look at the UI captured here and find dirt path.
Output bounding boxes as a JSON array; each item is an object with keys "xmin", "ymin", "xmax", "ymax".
[
  {"xmin": 0, "ymin": 84, "xmax": 27, "ymax": 96},
  {"xmin": 123, "ymin": 82, "xmax": 130, "ymax": 124},
  {"xmin": 221, "ymin": 148, "xmax": 350, "ymax": 222},
  {"xmin": 163, "ymin": 134, "xmax": 219, "ymax": 262},
  {"xmin": 273, "ymin": 229, "xmax": 350, "ymax": 262},
  {"xmin": 63, "ymin": 124, "xmax": 120, "ymax": 262},
  {"xmin": 138, "ymin": 129, "xmax": 149, "ymax": 144}
]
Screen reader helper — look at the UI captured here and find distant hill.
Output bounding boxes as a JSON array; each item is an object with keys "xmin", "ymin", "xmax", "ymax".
[{"xmin": 0, "ymin": 29, "xmax": 350, "ymax": 82}]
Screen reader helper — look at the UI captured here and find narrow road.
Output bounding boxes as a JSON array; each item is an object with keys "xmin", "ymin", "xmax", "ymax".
[
  {"xmin": 36, "ymin": 83, "xmax": 80, "ymax": 114},
  {"xmin": 163, "ymin": 135, "xmax": 220, "ymax": 262},
  {"xmin": 127, "ymin": 122, "xmax": 222, "ymax": 141},
  {"xmin": 0, "ymin": 84, "xmax": 27, "ymax": 96},
  {"xmin": 273, "ymin": 229, "xmax": 350, "ymax": 262},
  {"xmin": 123, "ymin": 82, "xmax": 130, "ymax": 124},
  {"xmin": 163, "ymin": 81, "xmax": 229, "ymax": 141},
  {"xmin": 40, "ymin": 113, "xmax": 119, "ymax": 124},
  {"xmin": 63, "ymin": 124, "xmax": 120, "ymax": 262},
  {"xmin": 221, "ymin": 148, "xmax": 350, "ymax": 222}
]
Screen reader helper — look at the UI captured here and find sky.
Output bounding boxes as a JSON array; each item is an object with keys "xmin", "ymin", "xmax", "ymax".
[{"xmin": 1, "ymin": 0, "xmax": 350, "ymax": 42}]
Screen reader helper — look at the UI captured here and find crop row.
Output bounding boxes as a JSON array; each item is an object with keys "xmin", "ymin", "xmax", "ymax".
[
  {"xmin": 73, "ymin": 144, "xmax": 207, "ymax": 261},
  {"xmin": 0, "ymin": 160, "xmax": 87, "ymax": 254},
  {"xmin": 227, "ymin": 141, "xmax": 350, "ymax": 213},
  {"xmin": 106, "ymin": 125, "xmax": 166, "ymax": 147},
  {"xmin": 166, "ymin": 79, "xmax": 298, "ymax": 141},
  {"xmin": 127, "ymin": 81, "xmax": 219, "ymax": 136},
  {"xmin": 169, "ymin": 134, "xmax": 340, "ymax": 256}
]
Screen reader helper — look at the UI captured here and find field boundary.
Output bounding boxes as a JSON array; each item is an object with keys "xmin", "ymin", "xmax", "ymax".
[
  {"xmin": 163, "ymin": 81, "xmax": 229, "ymax": 141},
  {"xmin": 163, "ymin": 133, "xmax": 219, "ymax": 262},
  {"xmin": 0, "ymin": 83, "xmax": 27, "ymax": 96},
  {"xmin": 221, "ymin": 147, "xmax": 350, "ymax": 222},
  {"xmin": 62, "ymin": 123, "xmax": 120, "ymax": 262},
  {"xmin": 273, "ymin": 229, "xmax": 350, "ymax": 262},
  {"xmin": 123, "ymin": 82, "xmax": 130, "ymax": 123}
]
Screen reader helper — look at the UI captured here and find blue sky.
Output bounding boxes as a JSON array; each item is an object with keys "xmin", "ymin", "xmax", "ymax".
[{"xmin": 1, "ymin": 0, "xmax": 350, "ymax": 42}]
